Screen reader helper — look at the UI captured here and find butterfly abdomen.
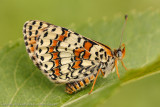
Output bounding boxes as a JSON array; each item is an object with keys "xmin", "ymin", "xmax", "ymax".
[{"xmin": 65, "ymin": 74, "xmax": 95, "ymax": 94}]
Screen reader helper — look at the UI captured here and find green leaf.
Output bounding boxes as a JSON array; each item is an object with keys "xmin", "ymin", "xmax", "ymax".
[{"xmin": 0, "ymin": 10, "xmax": 160, "ymax": 107}]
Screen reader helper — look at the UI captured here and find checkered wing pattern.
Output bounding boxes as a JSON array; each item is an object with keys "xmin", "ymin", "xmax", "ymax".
[{"xmin": 23, "ymin": 20, "xmax": 109, "ymax": 83}]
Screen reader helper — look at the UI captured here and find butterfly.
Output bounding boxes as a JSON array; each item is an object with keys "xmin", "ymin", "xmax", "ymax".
[{"xmin": 23, "ymin": 16, "xmax": 128, "ymax": 94}]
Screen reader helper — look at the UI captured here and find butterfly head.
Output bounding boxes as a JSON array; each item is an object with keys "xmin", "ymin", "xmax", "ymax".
[{"xmin": 114, "ymin": 43, "xmax": 125, "ymax": 60}]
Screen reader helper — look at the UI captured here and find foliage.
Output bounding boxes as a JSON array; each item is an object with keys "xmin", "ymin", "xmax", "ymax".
[{"xmin": 0, "ymin": 11, "xmax": 160, "ymax": 107}]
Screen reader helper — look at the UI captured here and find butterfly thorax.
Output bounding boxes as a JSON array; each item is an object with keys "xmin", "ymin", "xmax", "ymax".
[
  {"xmin": 92, "ymin": 42, "xmax": 116, "ymax": 78},
  {"xmin": 100, "ymin": 57, "xmax": 115, "ymax": 77}
]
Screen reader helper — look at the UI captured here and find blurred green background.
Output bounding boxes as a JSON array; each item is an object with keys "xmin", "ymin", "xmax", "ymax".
[
  {"xmin": 0, "ymin": 0, "xmax": 160, "ymax": 47},
  {"xmin": 0, "ymin": 0, "xmax": 160, "ymax": 106}
]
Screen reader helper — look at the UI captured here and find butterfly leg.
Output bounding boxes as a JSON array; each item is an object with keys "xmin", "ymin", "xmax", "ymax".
[
  {"xmin": 89, "ymin": 69, "xmax": 101, "ymax": 94},
  {"xmin": 121, "ymin": 60, "xmax": 128, "ymax": 71},
  {"xmin": 115, "ymin": 59, "xmax": 120, "ymax": 79},
  {"xmin": 100, "ymin": 69, "xmax": 105, "ymax": 76}
]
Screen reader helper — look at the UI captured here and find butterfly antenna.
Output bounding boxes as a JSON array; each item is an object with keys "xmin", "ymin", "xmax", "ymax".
[{"xmin": 119, "ymin": 15, "xmax": 128, "ymax": 48}]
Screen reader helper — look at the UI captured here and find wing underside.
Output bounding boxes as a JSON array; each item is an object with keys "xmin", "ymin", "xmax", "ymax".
[{"xmin": 23, "ymin": 20, "xmax": 109, "ymax": 83}]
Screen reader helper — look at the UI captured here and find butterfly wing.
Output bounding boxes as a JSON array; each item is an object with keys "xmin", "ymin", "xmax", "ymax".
[
  {"xmin": 23, "ymin": 20, "xmax": 109, "ymax": 83},
  {"xmin": 23, "ymin": 20, "xmax": 51, "ymax": 68}
]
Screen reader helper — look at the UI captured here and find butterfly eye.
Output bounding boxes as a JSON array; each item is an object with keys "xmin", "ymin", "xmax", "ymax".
[{"xmin": 117, "ymin": 50, "xmax": 122, "ymax": 58}]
